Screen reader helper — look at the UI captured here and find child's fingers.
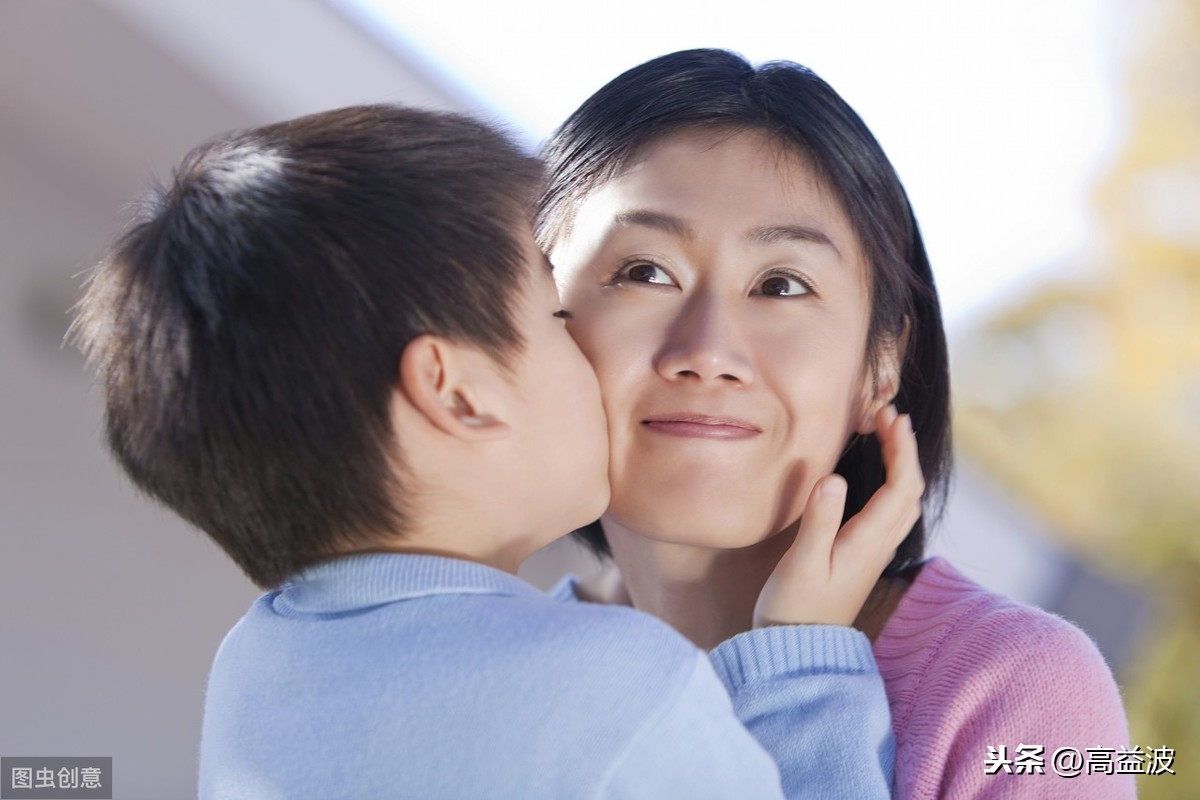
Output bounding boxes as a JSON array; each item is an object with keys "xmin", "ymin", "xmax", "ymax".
[
  {"xmin": 877, "ymin": 402, "xmax": 899, "ymax": 436},
  {"xmin": 755, "ymin": 408, "xmax": 920, "ymax": 628},
  {"xmin": 754, "ymin": 474, "xmax": 849, "ymax": 627},
  {"xmin": 867, "ymin": 408, "xmax": 923, "ymax": 544},
  {"xmin": 777, "ymin": 474, "xmax": 847, "ymax": 577},
  {"xmin": 836, "ymin": 406, "xmax": 924, "ymax": 563}
]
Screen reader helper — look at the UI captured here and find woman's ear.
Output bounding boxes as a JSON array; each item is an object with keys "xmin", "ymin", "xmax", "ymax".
[
  {"xmin": 396, "ymin": 335, "xmax": 510, "ymax": 441},
  {"xmin": 855, "ymin": 319, "xmax": 910, "ymax": 434}
]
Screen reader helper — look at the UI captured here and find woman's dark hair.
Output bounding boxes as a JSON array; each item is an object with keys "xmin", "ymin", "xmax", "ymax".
[{"xmin": 537, "ymin": 48, "xmax": 952, "ymax": 576}]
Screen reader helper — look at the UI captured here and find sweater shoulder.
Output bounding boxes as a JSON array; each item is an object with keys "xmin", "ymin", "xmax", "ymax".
[
  {"xmin": 878, "ymin": 559, "xmax": 1126, "ymax": 744},
  {"xmin": 891, "ymin": 558, "xmax": 1112, "ymax": 676},
  {"xmin": 877, "ymin": 557, "xmax": 1109, "ymax": 673},
  {"xmin": 521, "ymin": 592, "xmax": 701, "ymax": 668},
  {"xmin": 205, "ymin": 585, "xmax": 714, "ymax": 790}
]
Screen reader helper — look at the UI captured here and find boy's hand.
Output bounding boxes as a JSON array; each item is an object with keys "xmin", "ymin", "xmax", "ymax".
[{"xmin": 753, "ymin": 404, "xmax": 924, "ymax": 629}]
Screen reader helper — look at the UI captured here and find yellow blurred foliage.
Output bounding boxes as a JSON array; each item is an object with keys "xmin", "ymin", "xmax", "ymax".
[{"xmin": 954, "ymin": 2, "xmax": 1199, "ymax": 795}]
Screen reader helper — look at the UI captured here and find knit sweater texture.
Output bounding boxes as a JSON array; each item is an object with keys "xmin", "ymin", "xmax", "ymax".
[
  {"xmin": 199, "ymin": 552, "xmax": 894, "ymax": 798},
  {"xmin": 557, "ymin": 556, "xmax": 1136, "ymax": 799},
  {"xmin": 876, "ymin": 557, "xmax": 1136, "ymax": 799}
]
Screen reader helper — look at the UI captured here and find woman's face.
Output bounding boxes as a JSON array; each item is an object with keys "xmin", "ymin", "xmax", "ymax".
[{"xmin": 550, "ymin": 128, "xmax": 885, "ymax": 548}]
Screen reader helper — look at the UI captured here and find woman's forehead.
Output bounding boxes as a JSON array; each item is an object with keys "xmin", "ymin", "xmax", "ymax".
[{"xmin": 577, "ymin": 128, "xmax": 858, "ymax": 253}]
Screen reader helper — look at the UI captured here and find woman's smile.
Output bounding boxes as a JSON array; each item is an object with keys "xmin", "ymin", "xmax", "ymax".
[{"xmin": 641, "ymin": 412, "xmax": 762, "ymax": 440}]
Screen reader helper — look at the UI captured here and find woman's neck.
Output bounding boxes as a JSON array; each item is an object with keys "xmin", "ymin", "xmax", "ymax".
[
  {"xmin": 605, "ymin": 518, "xmax": 795, "ymax": 651},
  {"xmin": 604, "ymin": 517, "xmax": 911, "ymax": 651}
]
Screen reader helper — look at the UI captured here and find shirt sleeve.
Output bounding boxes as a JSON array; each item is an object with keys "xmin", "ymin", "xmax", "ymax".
[
  {"xmin": 600, "ymin": 651, "xmax": 786, "ymax": 799},
  {"xmin": 710, "ymin": 625, "xmax": 894, "ymax": 799}
]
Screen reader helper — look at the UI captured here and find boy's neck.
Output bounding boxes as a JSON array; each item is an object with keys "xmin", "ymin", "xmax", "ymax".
[{"xmin": 342, "ymin": 504, "xmax": 536, "ymax": 576}]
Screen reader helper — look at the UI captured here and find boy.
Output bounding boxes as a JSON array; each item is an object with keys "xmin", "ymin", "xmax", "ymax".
[{"xmin": 73, "ymin": 105, "xmax": 893, "ymax": 798}]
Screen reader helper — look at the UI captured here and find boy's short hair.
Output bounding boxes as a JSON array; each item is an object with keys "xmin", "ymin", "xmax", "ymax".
[{"xmin": 72, "ymin": 105, "xmax": 543, "ymax": 588}]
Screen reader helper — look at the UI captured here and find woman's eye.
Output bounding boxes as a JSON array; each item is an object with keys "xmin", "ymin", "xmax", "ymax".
[
  {"xmin": 756, "ymin": 273, "xmax": 812, "ymax": 297},
  {"xmin": 617, "ymin": 261, "xmax": 675, "ymax": 286}
]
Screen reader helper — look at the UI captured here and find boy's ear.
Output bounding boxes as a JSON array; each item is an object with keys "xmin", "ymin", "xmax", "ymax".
[
  {"xmin": 397, "ymin": 335, "xmax": 510, "ymax": 441},
  {"xmin": 855, "ymin": 319, "xmax": 909, "ymax": 435}
]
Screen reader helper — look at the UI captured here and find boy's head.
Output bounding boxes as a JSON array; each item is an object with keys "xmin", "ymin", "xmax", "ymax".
[{"xmin": 72, "ymin": 104, "xmax": 608, "ymax": 588}]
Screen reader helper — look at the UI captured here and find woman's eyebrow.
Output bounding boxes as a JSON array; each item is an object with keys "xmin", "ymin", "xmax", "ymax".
[
  {"xmin": 612, "ymin": 209, "xmax": 696, "ymax": 241},
  {"xmin": 746, "ymin": 224, "xmax": 838, "ymax": 255}
]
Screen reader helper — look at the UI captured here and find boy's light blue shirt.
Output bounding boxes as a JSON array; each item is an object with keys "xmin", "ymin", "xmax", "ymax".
[{"xmin": 199, "ymin": 553, "xmax": 892, "ymax": 798}]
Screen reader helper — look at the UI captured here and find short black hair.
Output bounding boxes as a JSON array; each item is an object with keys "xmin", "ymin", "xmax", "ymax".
[
  {"xmin": 73, "ymin": 104, "xmax": 543, "ymax": 588},
  {"xmin": 537, "ymin": 49, "xmax": 952, "ymax": 575}
]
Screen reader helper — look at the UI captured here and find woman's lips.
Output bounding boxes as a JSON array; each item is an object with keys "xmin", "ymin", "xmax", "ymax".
[{"xmin": 641, "ymin": 413, "xmax": 762, "ymax": 440}]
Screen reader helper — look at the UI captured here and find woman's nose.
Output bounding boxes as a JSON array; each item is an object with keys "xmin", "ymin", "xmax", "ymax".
[{"xmin": 653, "ymin": 293, "xmax": 754, "ymax": 385}]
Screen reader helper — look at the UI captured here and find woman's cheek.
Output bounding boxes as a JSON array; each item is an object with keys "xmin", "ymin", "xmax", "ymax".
[{"xmin": 570, "ymin": 304, "xmax": 653, "ymax": 390}]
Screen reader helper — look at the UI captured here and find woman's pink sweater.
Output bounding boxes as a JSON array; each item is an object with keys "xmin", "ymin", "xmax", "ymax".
[{"xmin": 874, "ymin": 558, "xmax": 1138, "ymax": 798}]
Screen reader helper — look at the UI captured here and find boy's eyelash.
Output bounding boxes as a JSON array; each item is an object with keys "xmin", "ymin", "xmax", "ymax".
[{"xmin": 553, "ymin": 309, "xmax": 573, "ymax": 319}]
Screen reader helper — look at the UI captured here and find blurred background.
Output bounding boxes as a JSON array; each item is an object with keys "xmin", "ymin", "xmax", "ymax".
[{"xmin": 1, "ymin": 0, "xmax": 1195, "ymax": 796}]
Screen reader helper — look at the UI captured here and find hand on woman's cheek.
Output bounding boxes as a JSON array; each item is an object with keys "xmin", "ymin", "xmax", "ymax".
[
  {"xmin": 754, "ymin": 404, "xmax": 924, "ymax": 628},
  {"xmin": 553, "ymin": 129, "xmax": 880, "ymax": 550}
]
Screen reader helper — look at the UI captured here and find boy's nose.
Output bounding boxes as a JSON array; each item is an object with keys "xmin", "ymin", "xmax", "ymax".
[{"xmin": 653, "ymin": 292, "xmax": 754, "ymax": 386}]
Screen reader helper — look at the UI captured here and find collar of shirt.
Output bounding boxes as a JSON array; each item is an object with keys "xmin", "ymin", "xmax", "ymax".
[{"xmin": 270, "ymin": 552, "xmax": 544, "ymax": 617}]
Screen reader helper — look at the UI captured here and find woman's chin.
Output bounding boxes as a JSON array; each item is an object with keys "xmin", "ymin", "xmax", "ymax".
[{"xmin": 604, "ymin": 500, "xmax": 783, "ymax": 551}]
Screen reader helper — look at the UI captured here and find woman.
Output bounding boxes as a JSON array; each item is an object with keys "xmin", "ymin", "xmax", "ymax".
[{"xmin": 539, "ymin": 49, "xmax": 1134, "ymax": 799}]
